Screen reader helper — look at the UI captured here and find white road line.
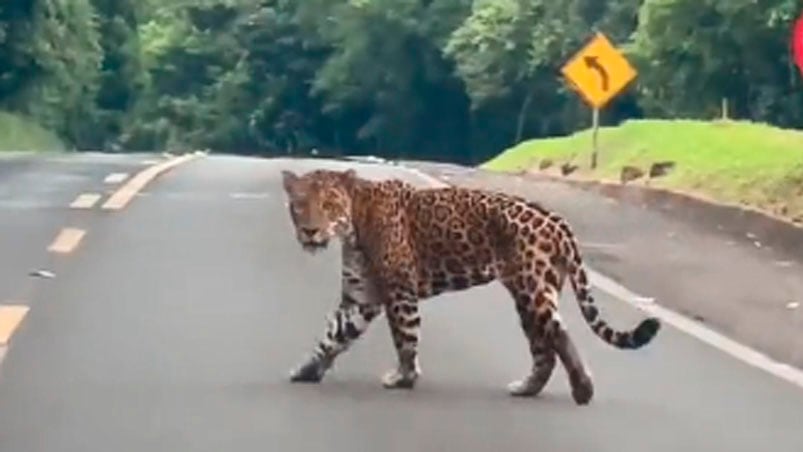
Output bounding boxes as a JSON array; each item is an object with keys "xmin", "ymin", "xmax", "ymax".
[
  {"xmin": 590, "ymin": 270, "xmax": 803, "ymax": 389},
  {"xmin": 400, "ymin": 164, "xmax": 803, "ymax": 390},
  {"xmin": 230, "ymin": 192, "xmax": 270, "ymax": 200},
  {"xmin": 104, "ymin": 172, "xmax": 129, "ymax": 184},
  {"xmin": 580, "ymin": 242, "xmax": 622, "ymax": 250},
  {"xmin": 69, "ymin": 193, "xmax": 102, "ymax": 209}
]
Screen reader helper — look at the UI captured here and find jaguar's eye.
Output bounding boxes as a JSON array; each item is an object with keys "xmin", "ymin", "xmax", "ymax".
[{"xmin": 289, "ymin": 203, "xmax": 302, "ymax": 216}]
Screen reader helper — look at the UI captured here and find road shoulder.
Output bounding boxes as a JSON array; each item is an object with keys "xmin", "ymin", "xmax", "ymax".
[{"xmin": 405, "ymin": 162, "xmax": 803, "ymax": 372}]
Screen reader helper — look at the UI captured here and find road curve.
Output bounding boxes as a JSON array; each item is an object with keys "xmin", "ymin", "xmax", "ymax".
[{"xmin": 0, "ymin": 154, "xmax": 802, "ymax": 452}]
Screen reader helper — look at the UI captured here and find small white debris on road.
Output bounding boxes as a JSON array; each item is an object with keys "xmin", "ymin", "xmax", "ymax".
[{"xmin": 29, "ymin": 269, "xmax": 56, "ymax": 279}]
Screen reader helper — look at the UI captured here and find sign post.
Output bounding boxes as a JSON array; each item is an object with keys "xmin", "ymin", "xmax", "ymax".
[
  {"xmin": 560, "ymin": 32, "xmax": 637, "ymax": 169},
  {"xmin": 591, "ymin": 107, "xmax": 600, "ymax": 169}
]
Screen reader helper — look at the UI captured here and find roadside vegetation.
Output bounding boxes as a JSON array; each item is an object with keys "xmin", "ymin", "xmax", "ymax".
[
  {"xmin": 1, "ymin": 1, "xmax": 802, "ymax": 165},
  {"xmin": 483, "ymin": 119, "xmax": 803, "ymax": 223},
  {"xmin": 0, "ymin": 112, "xmax": 65, "ymax": 152}
]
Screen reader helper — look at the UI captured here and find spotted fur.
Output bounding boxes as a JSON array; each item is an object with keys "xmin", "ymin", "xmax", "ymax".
[{"xmin": 281, "ymin": 168, "xmax": 660, "ymax": 404}]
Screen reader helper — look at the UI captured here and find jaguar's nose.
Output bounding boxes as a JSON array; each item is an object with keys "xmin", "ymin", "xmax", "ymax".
[{"xmin": 301, "ymin": 227, "xmax": 320, "ymax": 238}]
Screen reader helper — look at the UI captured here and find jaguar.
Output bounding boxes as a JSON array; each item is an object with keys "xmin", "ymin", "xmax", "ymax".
[{"xmin": 280, "ymin": 167, "xmax": 660, "ymax": 405}]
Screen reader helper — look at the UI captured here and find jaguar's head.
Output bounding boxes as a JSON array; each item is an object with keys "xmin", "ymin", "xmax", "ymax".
[{"xmin": 281, "ymin": 168, "xmax": 356, "ymax": 253}]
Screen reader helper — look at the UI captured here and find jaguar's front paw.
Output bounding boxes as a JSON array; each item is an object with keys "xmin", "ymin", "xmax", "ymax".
[
  {"xmin": 507, "ymin": 371, "xmax": 551, "ymax": 397},
  {"xmin": 506, "ymin": 377, "xmax": 541, "ymax": 397},
  {"xmin": 381, "ymin": 368, "xmax": 418, "ymax": 389},
  {"xmin": 289, "ymin": 358, "xmax": 326, "ymax": 383}
]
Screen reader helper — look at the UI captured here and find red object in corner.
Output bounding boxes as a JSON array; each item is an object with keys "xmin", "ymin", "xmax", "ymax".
[{"xmin": 793, "ymin": 12, "xmax": 803, "ymax": 77}]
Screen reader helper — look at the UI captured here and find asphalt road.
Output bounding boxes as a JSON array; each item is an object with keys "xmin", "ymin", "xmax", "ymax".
[
  {"xmin": 1, "ymin": 154, "xmax": 803, "ymax": 451},
  {"xmin": 0, "ymin": 152, "xmax": 162, "ymax": 305}
]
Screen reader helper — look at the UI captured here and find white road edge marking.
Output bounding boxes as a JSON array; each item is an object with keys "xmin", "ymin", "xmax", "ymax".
[
  {"xmin": 589, "ymin": 270, "xmax": 803, "ymax": 389},
  {"xmin": 104, "ymin": 172, "xmax": 129, "ymax": 184},
  {"xmin": 400, "ymin": 164, "xmax": 803, "ymax": 390},
  {"xmin": 230, "ymin": 192, "xmax": 270, "ymax": 200},
  {"xmin": 581, "ymin": 242, "xmax": 622, "ymax": 250},
  {"xmin": 0, "ymin": 346, "xmax": 7, "ymax": 367}
]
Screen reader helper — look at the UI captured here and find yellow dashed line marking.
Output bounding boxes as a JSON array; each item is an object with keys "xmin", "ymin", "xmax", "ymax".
[
  {"xmin": 102, "ymin": 154, "xmax": 198, "ymax": 211},
  {"xmin": 47, "ymin": 228, "xmax": 86, "ymax": 254},
  {"xmin": 69, "ymin": 193, "xmax": 102, "ymax": 209},
  {"xmin": 0, "ymin": 305, "xmax": 30, "ymax": 346}
]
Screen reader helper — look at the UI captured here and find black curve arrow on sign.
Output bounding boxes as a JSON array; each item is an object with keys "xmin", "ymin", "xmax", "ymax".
[{"xmin": 584, "ymin": 55, "xmax": 609, "ymax": 91}]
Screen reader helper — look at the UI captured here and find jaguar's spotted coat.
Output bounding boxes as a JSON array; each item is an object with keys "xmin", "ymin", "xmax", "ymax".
[{"xmin": 281, "ymin": 168, "xmax": 660, "ymax": 405}]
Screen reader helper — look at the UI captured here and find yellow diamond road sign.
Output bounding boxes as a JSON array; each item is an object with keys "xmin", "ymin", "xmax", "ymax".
[{"xmin": 561, "ymin": 32, "xmax": 637, "ymax": 109}]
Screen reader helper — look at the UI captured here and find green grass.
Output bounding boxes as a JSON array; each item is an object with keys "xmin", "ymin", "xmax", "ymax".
[
  {"xmin": 483, "ymin": 119, "xmax": 803, "ymax": 223},
  {"xmin": 0, "ymin": 111, "xmax": 65, "ymax": 153}
]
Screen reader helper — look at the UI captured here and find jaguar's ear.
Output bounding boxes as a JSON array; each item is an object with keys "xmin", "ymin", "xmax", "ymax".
[{"xmin": 281, "ymin": 170, "xmax": 298, "ymax": 193}]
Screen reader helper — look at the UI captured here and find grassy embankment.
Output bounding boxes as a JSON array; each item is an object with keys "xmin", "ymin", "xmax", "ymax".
[
  {"xmin": 0, "ymin": 111, "xmax": 65, "ymax": 153},
  {"xmin": 482, "ymin": 119, "xmax": 803, "ymax": 224}
]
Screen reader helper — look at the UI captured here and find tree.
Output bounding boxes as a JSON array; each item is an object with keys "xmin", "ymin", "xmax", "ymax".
[
  {"xmin": 631, "ymin": 0, "xmax": 803, "ymax": 125},
  {"xmin": 1, "ymin": 0, "xmax": 103, "ymax": 147}
]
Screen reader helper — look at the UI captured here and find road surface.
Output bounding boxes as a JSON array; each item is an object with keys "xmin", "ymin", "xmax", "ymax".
[{"xmin": 1, "ymin": 153, "xmax": 802, "ymax": 451}]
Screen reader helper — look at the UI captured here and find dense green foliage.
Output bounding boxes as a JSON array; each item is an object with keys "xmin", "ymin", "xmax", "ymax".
[{"xmin": 1, "ymin": 0, "xmax": 802, "ymax": 163}]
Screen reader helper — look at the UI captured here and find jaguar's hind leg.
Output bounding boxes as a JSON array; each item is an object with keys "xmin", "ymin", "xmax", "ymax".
[
  {"xmin": 504, "ymin": 267, "xmax": 594, "ymax": 404},
  {"xmin": 551, "ymin": 316, "xmax": 594, "ymax": 405},
  {"xmin": 503, "ymin": 276, "xmax": 557, "ymax": 397}
]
